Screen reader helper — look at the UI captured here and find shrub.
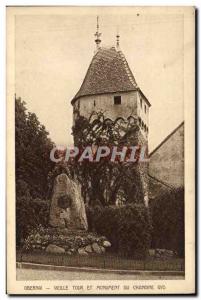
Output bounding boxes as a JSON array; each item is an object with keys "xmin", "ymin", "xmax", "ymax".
[
  {"xmin": 16, "ymin": 196, "xmax": 50, "ymax": 246},
  {"xmin": 31, "ymin": 198, "xmax": 51, "ymax": 226},
  {"xmin": 86, "ymin": 204, "xmax": 152, "ymax": 258},
  {"xmin": 150, "ymin": 187, "xmax": 184, "ymax": 257},
  {"xmin": 16, "ymin": 195, "xmax": 36, "ymax": 246}
]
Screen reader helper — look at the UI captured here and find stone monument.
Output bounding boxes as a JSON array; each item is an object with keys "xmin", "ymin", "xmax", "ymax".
[
  {"xmin": 49, "ymin": 173, "xmax": 88, "ymax": 231},
  {"xmin": 24, "ymin": 173, "xmax": 111, "ymax": 255}
]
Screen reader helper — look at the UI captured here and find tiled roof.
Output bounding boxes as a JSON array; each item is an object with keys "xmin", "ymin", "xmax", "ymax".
[{"xmin": 71, "ymin": 46, "xmax": 142, "ymax": 104}]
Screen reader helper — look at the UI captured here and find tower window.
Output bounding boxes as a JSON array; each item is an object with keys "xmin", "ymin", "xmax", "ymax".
[
  {"xmin": 94, "ymin": 100, "xmax": 96, "ymax": 107},
  {"xmin": 140, "ymin": 98, "xmax": 142, "ymax": 108},
  {"xmin": 114, "ymin": 96, "xmax": 121, "ymax": 105},
  {"xmin": 144, "ymin": 105, "xmax": 146, "ymax": 113}
]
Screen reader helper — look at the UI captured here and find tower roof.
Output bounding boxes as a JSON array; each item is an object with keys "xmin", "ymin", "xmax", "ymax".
[{"xmin": 71, "ymin": 46, "xmax": 151, "ymax": 106}]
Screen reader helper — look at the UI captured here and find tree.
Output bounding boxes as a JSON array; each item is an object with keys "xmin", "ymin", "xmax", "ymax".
[
  {"xmin": 15, "ymin": 96, "xmax": 54, "ymax": 199},
  {"xmin": 71, "ymin": 111, "xmax": 145, "ymax": 206},
  {"xmin": 15, "ymin": 96, "xmax": 55, "ymax": 245}
]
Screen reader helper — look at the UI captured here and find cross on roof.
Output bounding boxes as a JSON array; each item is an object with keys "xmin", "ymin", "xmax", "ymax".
[{"xmin": 94, "ymin": 16, "xmax": 102, "ymax": 49}]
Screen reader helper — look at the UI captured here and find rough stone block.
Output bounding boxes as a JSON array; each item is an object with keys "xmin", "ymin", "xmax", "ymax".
[
  {"xmin": 92, "ymin": 242, "xmax": 102, "ymax": 254},
  {"xmin": 78, "ymin": 248, "xmax": 88, "ymax": 255},
  {"xmin": 45, "ymin": 244, "xmax": 65, "ymax": 254},
  {"xmin": 85, "ymin": 245, "xmax": 93, "ymax": 253},
  {"xmin": 100, "ymin": 246, "xmax": 105, "ymax": 253},
  {"xmin": 103, "ymin": 240, "xmax": 111, "ymax": 248}
]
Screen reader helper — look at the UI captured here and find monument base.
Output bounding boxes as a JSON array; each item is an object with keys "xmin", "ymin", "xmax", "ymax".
[{"xmin": 23, "ymin": 225, "xmax": 111, "ymax": 256}]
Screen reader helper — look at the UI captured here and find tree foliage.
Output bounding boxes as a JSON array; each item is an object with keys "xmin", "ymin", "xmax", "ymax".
[
  {"xmin": 15, "ymin": 97, "xmax": 54, "ymax": 199},
  {"xmin": 70, "ymin": 112, "xmax": 145, "ymax": 206},
  {"xmin": 150, "ymin": 187, "xmax": 184, "ymax": 257},
  {"xmin": 86, "ymin": 204, "xmax": 152, "ymax": 258},
  {"xmin": 15, "ymin": 97, "xmax": 54, "ymax": 245}
]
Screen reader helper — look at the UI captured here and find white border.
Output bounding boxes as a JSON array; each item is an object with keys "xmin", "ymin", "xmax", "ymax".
[{"xmin": 1, "ymin": 1, "xmax": 199, "ymax": 299}]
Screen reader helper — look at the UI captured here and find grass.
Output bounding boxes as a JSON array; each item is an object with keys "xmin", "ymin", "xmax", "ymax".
[{"xmin": 16, "ymin": 250, "xmax": 184, "ymax": 271}]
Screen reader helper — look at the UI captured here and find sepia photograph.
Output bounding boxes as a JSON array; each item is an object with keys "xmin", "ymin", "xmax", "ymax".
[{"xmin": 6, "ymin": 6, "xmax": 195, "ymax": 294}]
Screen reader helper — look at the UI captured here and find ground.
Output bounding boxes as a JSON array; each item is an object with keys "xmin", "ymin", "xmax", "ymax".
[
  {"xmin": 16, "ymin": 249, "xmax": 184, "ymax": 282},
  {"xmin": 17, "ymin": 268, "xmax": 184, "ymax": 281},
  {"xmin": 17, "ymin": 251, "xmax": 184, "ymax": 272}
]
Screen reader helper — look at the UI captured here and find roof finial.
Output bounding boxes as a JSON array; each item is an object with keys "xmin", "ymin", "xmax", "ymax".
[
  {"xmin": 94, "ymin": 16, "xmax": 101, "ymax": 49},
  {"xmin": 116, "ymin": 27, "xmax": 120, "ymax": 50}
]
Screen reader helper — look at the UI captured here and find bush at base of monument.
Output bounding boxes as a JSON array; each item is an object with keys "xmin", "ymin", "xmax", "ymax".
[
  {"xmin": 87, "ymin": 204, "xmax": 152, "ymax": 258},
  {"xmin": 23, "ymin": 225, "xmax": 111, "ymax": 256}
]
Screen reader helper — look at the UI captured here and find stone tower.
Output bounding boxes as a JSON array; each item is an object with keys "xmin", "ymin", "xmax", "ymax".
[{"xmin": 71, "ymin": 20, "xmax": 151, "ymax": 206}]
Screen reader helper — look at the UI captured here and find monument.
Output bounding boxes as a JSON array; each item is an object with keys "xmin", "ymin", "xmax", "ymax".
[{"xmin": 49, "ymin": 173, "xmax": 88, "ymax": 231}]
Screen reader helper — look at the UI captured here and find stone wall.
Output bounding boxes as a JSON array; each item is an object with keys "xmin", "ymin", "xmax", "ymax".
[
  {"xmin": 73, "ymin": 90, "xmax": 149, "ymax": 139},
  {"xmin": 137, "ymin": 130, "xmax": 149, "ymax": 206},
  {"xmin": 149, "ymin": 122, "xmax": 184, "ymax": 188},
  {"xmin": 148, "ymin": 175, "xmax": 172, "ymax": 202},
  {"xmin": 74, "ymin": 91, "xmax": 137, "ymax": 120}
]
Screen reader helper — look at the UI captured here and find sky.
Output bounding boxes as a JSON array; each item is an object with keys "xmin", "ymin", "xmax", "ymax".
[{"xmin": 15, "ymin": 8, "xmax": 185, "ymax": 151}]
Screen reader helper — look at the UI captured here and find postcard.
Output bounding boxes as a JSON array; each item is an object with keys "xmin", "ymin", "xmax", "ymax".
[{"xmin": 7, "ymin": 6, "xmax": 195, "ymax": 294}]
